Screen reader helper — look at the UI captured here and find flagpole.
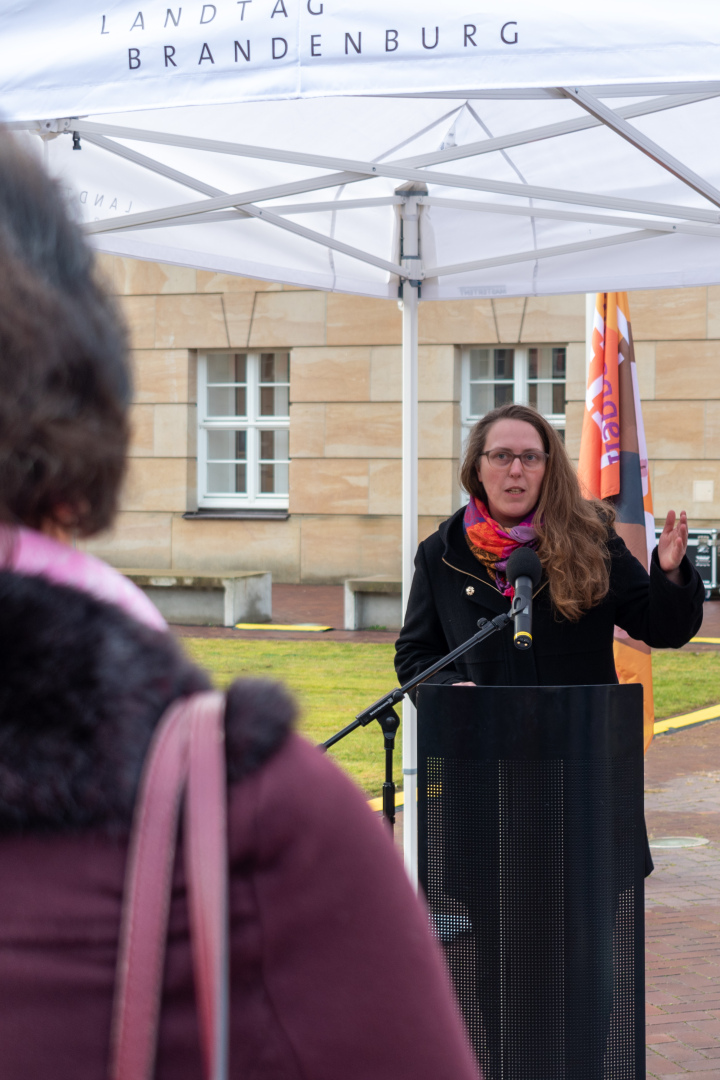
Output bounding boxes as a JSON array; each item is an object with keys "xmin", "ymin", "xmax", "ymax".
[{"xmin": 585, "ymin": 293, "xmax": 596, "ymax": 381}]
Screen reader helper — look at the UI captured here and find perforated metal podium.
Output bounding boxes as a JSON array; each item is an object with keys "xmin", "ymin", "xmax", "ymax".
[{"xmin": 417, "ymin": 683, "xmax": 645, "ymax": 1080}]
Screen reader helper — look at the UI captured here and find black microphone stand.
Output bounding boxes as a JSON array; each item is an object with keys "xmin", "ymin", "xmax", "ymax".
[{"xmin": 319, "ymin": 596, "xmax": 527, "ymax": 834}]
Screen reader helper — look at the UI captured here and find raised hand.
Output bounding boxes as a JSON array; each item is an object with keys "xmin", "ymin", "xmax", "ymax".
[{"xmin": 658, "ymin": 509, "xmax": 688, "ymax": 579}]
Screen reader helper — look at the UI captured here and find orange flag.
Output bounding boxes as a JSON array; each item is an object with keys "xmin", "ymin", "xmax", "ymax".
[{"xmin": 578, "ymin": 292, "xmax": 655, "ymax": 752}]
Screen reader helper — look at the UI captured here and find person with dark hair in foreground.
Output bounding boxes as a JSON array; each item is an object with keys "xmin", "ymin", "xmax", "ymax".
[
  {"xmin": 395, "ymin": 402, "xmax": 704, "ymax": 1079},
  {"xmin": 0, "ymin": 132, "xmax": 480, "ymax": 1080}
]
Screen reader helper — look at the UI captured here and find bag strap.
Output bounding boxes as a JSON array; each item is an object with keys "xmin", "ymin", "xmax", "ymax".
[
  {"xmin": 109, "ymin": 692, "xmax": 229, "ymax": 1080},
  {"xmin": 185, "ymin": 693, "xmax": 229, "ymax": 1080}
]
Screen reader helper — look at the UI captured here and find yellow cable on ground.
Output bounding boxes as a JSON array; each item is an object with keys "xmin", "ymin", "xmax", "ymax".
[
  {"xmin": 235, "ymin": 623, "xmax": 332, "ymax": 631},
  {"xmin": 367, "ymin": 791, "xmax": 405, "ymax": 812},
  {"xmin": 654, "ymin": 702, "xmax": 720, "ymax": 735}
]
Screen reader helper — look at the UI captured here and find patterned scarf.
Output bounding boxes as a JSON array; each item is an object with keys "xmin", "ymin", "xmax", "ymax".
[{"xmin": 463, "ymin": 497, "xmax": 539, "ymax": 597}]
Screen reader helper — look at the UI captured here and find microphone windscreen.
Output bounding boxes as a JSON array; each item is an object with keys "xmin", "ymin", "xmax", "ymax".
[{"xmin": 506, "ymin": 547, "xmax": 542, "ymax": 588}]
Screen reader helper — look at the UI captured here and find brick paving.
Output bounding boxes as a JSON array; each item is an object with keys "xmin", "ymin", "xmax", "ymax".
[
  {"xmin": 645, "ymin": 718, "xmax": 720, "ymax": 1077},
  {"xmin": 172, "ymin": 589, "xmax": 720, "ymax": 1076},
  {"xmin": 170, "ymin": 589, "xmax": 720, "ymax": 648}
]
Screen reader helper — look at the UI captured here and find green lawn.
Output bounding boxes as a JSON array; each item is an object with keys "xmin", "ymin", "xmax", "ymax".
[
  {"xmin": 652, "ymin": 650, "xmax": 720, "ymax": 719},
  {"xmin": 182, "ymin": 639, "xmax": 398, "ymax": 795},
  {"xmin": 181, "ymin": 638, "xmax": 720, "ymax": 796}
]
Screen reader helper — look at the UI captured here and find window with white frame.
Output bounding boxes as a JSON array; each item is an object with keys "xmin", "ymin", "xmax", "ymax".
[
  {"xmin": 197, "ymin": 351, "xmax": 290, "ymax": 509},
  {"xmin": 461, "ymin": 345, "xmax": 566, "ymax": 446}
]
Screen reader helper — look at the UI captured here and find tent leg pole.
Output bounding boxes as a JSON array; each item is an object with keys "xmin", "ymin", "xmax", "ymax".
[{"xmin": 401, "ymin": 282, "xmax": 419, "ymax": 888}]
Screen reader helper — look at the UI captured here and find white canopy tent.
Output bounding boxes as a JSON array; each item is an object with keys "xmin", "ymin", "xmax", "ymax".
[{"xmin": 5, "ymin": 0, "xmax": 720, "ymax": 879}]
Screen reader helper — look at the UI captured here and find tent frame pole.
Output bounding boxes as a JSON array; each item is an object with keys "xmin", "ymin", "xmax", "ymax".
[
  {"xmin": 401, "ymin": 283, "xmax": 419, "ymax": 886},
  {"xmin": 70, "ymin": 116, "xmax": 720, "ymax": 226},
  {"xmin": 563, "ymin": 86, "xmax": 720, "ymax": 209},
  {"xmin": 400, "ymin": 192, "xmax": 424, "ymax": 887}
]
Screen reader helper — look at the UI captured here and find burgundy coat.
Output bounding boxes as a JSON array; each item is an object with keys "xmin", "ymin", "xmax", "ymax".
[{"xmin": 0, "ymin": 570, "xmax": 479, "ymax": 1080}]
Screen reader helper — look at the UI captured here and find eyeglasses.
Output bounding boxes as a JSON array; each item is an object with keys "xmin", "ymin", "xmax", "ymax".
[{"xmin": 480, "ymin": 449, "xmax": 549, "ymax": 471}]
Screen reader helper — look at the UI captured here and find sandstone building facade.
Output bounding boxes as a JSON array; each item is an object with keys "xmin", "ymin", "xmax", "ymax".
[{"xmin": 83, "ymin": 255, "xmax": 720, "ymax": 583}]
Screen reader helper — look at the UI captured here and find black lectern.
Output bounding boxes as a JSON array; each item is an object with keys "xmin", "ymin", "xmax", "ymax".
[{"xmin": 417, "ymin": 683, "xmax": 645, "ymax": 1080}]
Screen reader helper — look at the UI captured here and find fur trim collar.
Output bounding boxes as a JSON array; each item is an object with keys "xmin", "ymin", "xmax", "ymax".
[{"xmin": 0, "ymin": 571, "xmax": 295, "ymax": 832}]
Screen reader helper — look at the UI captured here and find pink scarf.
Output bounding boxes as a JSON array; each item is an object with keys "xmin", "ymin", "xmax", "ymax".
[
  {"xmin": 0, "ymin": 525, "xmax": 167, "ymax": 632},
  {"xmin": 463, "ymin": 497, "xmax": 539, "ymax": 597}
]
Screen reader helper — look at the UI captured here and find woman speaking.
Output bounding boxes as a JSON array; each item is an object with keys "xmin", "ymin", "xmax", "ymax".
[
  {"xmin": 395, "ymin": 402, "xmax": 703, "ymax": 691},
  {"xmin": 395, "ymin": 401, "xmax": 704, "ymax": 1080}
]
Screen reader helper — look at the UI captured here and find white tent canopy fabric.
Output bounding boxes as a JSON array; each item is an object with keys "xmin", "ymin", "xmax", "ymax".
[
  {"xmin": 5, "ymin": 2, "xmax": 720, "ymax": 117},
  {"xmin": 5, "ymin": 5, "xmax": 720, "ymax": 299},
  {"xmin": 5, "ymin": 0, "xmax": 720, "ymax": 878},
  {"xmin": 8, "ymin": 92, "xmax": 720, "ymax": 299}
]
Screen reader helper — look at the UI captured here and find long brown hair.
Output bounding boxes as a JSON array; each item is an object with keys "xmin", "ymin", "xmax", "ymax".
[{"xmin": 460, "ymin": 403, "xmax": 615, "ymax": 621}]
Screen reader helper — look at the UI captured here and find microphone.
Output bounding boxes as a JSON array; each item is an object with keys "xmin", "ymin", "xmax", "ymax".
[{"xmin": 505, "ymin": 548, "xmax": 542, "ymax": 650}]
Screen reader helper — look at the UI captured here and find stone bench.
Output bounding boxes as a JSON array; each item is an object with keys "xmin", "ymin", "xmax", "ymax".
[
  {"xmin": 120, "ymin": 569, "xmax": 271, "ymax": 627},
  {"xmin": 344, "ymin": 577, "xmax": 402, "ymax": 631}
]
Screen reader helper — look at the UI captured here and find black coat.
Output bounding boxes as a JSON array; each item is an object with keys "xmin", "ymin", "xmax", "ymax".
[{"xmin": 395, "ymin": 506, "xmax": 705, "ymax": 693}]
